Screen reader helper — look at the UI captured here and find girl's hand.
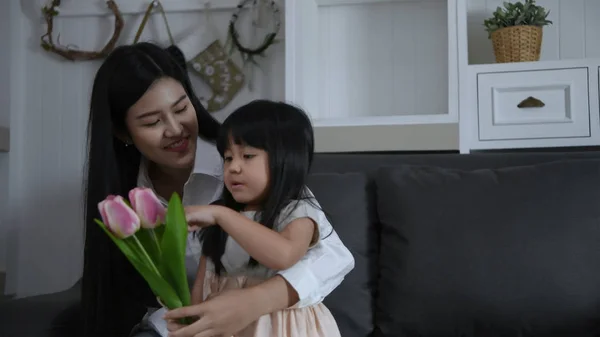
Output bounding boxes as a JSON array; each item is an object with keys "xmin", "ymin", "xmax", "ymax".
[{"xmin": 184, "ymin": 205, "xmax": 219, "ymax": 231}]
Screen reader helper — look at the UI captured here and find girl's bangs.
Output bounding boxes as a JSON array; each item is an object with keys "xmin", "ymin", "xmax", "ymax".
[{"xmin": 217, "ymin": 116, "xmax": 270, "ymax": 155}]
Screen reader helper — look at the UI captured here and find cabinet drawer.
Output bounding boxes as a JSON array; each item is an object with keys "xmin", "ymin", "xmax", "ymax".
[{"xmin": 477, "ymin": 68, "xmax": 590, "ymax": 141}]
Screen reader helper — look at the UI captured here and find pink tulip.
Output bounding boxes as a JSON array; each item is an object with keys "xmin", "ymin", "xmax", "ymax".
[
  {"xmin": 98, "ymin": 195, "xmax": 141, "ymax": 239},
  {"xmin": 129, "ymin": 187, "xmax": 166, "ymax": 229}
]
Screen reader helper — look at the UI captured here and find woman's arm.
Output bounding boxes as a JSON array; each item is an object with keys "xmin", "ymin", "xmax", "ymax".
[
  {"xmin": 212, "ymin": 205, "xmax": 316, "ymax": 270},
  {"xmin": 165, "ymin": 275, "xmax": 298, "ymax": 337},
  {"xmin": 165, "ymin": 234, "xmax": 354, "ymax": 337},
  {"xmin": 248, "ymin": 274, "xmax": 300, "ymax": 313},
  {"xmin": 190, "ymin": 255, "xmax": 207, "ymax": 305},
  {"xmin": 164, "ymin": 230, "xmax": 354, "ymax": 337}
]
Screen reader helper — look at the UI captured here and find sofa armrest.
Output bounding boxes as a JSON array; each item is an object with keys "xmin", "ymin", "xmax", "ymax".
[{"xmin": 0, "ymin": 281, "xmax": 82, "ymax": 337}]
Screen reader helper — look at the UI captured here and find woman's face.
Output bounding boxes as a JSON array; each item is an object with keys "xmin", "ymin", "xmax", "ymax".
[{"xmin": 125, "ymin": 77, "xmax": 199, "ymax": 170}]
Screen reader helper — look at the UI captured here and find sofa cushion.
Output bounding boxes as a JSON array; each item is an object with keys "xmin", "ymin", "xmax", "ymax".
[
  {"xmin": 374, "ymin": 159, "xmax": 600, "ymax": 337},
  {"xmin": 308, "ymin": 172, "xmax": 376, "ymax": 337}
]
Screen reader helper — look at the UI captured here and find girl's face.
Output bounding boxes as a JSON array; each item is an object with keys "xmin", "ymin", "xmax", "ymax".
[
  {"xmin": 125, "ymin": 77, "xmax": 199, "ymax": 170},
  {"xmin": 223, "ymin": 141, "xmax": 270, "ymax": 210}
]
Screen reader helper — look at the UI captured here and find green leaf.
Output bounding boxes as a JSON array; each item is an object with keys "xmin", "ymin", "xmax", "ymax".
[
  {"xmin": 155, "ymin": 225, "xmax": 166, "ymax": 242},
  {"xmin": 483, "ymin": 0, "xmax": 551, "ymax": 34},
  {"xmin": 94, "ymin": 219, "xmax": 182, "ymax": 309},
  {"xmin": 159, "ymin": 193, "xmax": 191, "ymax": 307},
  {"xmin": 131, "ymin": 253, "xmax": 183, "ymax": 309}
]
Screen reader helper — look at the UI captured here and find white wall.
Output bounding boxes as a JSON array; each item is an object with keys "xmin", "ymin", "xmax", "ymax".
[
  {"xmin": 0, "ymin": 152, "xmax": 6, "ymax": 276},
  {"xmin": 5, "ymin": 1, "xmax": 284, "ymax": 297},
  {"xmin": 314, "ymin": 0, "xmax": 449, "ymax": 119},
  {"xmin": 0, "ymin": 0, "xmax": 13, "ymax": 278}
]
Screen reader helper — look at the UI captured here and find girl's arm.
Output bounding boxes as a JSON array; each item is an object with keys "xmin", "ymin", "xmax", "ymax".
[
  {"xmin": 190, "ymin": 255, "xmax": 207, "ymax": 305},
  {"xmin": 213, "ymin": 205, "xmax": 315, "ymax": 270}
]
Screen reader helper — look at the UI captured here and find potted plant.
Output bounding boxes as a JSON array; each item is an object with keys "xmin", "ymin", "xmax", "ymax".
[{"xmin": 483, "ymin": 0, "xmax": 552, "ymax": 63}]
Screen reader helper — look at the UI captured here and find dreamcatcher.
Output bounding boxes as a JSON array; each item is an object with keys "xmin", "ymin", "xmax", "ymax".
[{"xmin": 225, "ymin": 0, "xmax": 282, "ymax": 91}]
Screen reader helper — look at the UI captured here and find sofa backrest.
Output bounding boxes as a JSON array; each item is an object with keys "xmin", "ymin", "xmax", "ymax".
[
  {"xmin": 308, "ymin": 150, "xmax": 600, "ymax": 337},
  {"xmin": 311, "ymin": 151, "xmax": 600, "ymax": 175}
]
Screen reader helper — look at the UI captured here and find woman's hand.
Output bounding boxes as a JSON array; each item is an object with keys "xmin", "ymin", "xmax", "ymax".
[
  {"xmin": 164, "ymin": 275, "xmax": 298, "ymax": 337},
  {"xmin": 163, "ymin": 287, "xmax": 261, "ymax": 337},
  {"xmin": 184, "ymin": 205, "xmax": 219, "ymax": 231}
]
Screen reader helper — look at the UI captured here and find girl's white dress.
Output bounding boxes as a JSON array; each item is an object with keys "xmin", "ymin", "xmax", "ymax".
[{"xmin": 201, "ymin": 199, "xmax": 342, "ymax": 337}]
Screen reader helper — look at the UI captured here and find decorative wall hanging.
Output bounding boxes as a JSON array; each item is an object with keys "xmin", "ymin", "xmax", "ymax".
[
  {"xmin": 132, "ymin": 0, "xmax": 186, "ymax": 69},
  {"xmin": 226, "ymin": 0, "xmax": 281, "ymax": 90},
  {"xmin": 41, "ymin": 0, "xmax": 124, "ymax": 61},
  {"xmin": 178, "ymin": 3, "xmax": 245, "ymax": 112}
]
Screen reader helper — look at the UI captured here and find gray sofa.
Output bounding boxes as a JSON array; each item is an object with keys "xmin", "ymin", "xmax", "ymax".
[{"xmin": 3, "ymin": 150, "xmax": 600, "ymax": 337}]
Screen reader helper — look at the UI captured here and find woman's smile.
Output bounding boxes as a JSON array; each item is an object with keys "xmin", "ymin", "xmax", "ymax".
[{"xmin": 164, "ymin": 136, "xmax": 190, "ymax": 152}]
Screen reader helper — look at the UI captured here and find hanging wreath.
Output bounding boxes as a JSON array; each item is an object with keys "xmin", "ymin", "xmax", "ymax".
[
  {"xmin": 41, "ymin": 0, "xmax": 124, "ymax": 61},
  {"xmin": 226, "ymin": 0, "xmax": 281, "ymax": 66}
]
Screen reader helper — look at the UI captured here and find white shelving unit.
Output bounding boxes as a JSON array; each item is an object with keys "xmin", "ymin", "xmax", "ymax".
[
  {"xmin": 457, "ymin": 0, "xmax": 600, "ymax": 153},
  {"xmin": 285, "ymin": 0, "xmax": 460, "ymax": 127},
  {"xmin": 286, "ymin": 0, "xmax": 600, "ymax": 153}
]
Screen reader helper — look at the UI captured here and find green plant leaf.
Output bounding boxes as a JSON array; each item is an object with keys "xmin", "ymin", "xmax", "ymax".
[
  {"xmin": 131, "ymin": 253, "xmax": 183, "ymax": 309},
  {"xmin": 159, "ymin": 193, "xmax": 191, "ymax": 307},
  {"xmin": 94, "ymin": 219, "xmax": 182, "ymax": 309},
  {"xmin": 483, "ymin": 0, "xmax": 551, "ymax": 37}
]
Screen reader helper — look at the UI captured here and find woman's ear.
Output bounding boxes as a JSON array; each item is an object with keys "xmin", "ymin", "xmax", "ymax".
[{"xmin": 114, "ymin": 132, "xmax": 133, "ymax": 146}]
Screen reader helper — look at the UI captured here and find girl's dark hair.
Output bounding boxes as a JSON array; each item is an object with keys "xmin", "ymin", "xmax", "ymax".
[
  {"xmin": 201, "ymin": 99, "xmax": 327, "ymax": 275},
  {"xmin": 81, "ymin": 42, "xmax": 220, "ymax": 337}
]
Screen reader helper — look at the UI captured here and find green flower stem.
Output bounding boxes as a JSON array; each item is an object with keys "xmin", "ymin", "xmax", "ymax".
[
  {"xmin": 132, "ymin": 234, "xmax": 162, "ymax": 277},
  {"xmin": 150, "ymin": 228, "xmax": 162, "ymax": 257}
]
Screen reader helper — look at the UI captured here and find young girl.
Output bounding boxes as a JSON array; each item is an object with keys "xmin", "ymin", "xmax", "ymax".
[{"xmin": 178, "ymin": 100, "xmax": 345, "ymax": 336}]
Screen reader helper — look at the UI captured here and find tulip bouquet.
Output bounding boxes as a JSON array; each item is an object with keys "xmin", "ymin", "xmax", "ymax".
[{"xmin": 96, "ymin": 187, "xmax": 191, "ymax": 315}]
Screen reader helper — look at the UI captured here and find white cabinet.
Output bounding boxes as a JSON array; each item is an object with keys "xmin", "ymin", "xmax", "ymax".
[
  {"xmin": 476, "ymin": 68, "xmax": 590, "ymax": 141},
  {"xmin": 457, "ymin": 0, "xmax": 600, "ymax": 153},
  {"xmin": 285, "ymin": 0, "xmax": 459, "ymax": 127}
]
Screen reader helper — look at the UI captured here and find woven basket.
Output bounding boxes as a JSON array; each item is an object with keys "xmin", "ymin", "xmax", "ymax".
[{"xmin": 490, "ymin": 25, "xmax": 543, "ymax": 63}]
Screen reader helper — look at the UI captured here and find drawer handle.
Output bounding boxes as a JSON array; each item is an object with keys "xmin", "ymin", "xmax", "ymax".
[{"xmin": 517, "ymin": 96, "xmax": 545, "ymax": 109}]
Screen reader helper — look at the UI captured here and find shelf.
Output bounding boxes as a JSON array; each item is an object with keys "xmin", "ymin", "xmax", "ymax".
[
  {"xmin": 285, "ymin": 0, "xmax": 459, "ymax": 128},
  {"xmin": 467, "ymin": 58, "xmax": 600, "ymax": 74},
  {"xmin": 312, "ymin": 113, "xmax": 456, "ymax": 127},
  {"xmin": 314, "ymin": 123, "xmax": 459, "ymax": 152},
  {"xmin": 0, "ymin": 127, "xmax": 9, "ymax": 152},
  {"xmin": 51, "ymin": 0, "xmax": 241, "ymax": 17},
  {"xmin": 317, "ymin": 0, "xmax": 445, "ymax": 5},
  {"xmin": 465, "ymin": 0, "xmax": 600, "ymax": 66}
]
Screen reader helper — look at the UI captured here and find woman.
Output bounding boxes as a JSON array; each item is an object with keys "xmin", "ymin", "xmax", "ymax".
[{"xmin": 82, "ymin": 42, "xmax": 354, "ymax": 337}]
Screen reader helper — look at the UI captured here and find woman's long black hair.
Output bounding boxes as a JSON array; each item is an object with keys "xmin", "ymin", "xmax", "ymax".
[
  {"xmin": 82, "ymin": 42, "xmax": 220, "ymax": 337},
  {"xmin": 200, "ymin": 100, "xmax": 328, "ymax": 275}
]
